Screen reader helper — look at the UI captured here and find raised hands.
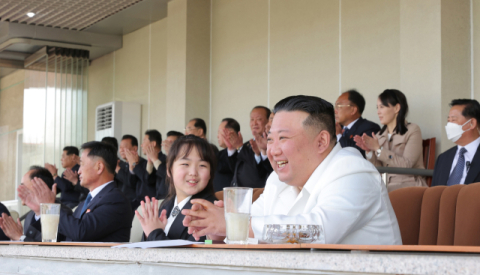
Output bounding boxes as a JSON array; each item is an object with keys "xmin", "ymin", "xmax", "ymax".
[
  {"xmin": 44, "ymin": 163, "xmax": 58, "ymax": 178},
  {"xmin": 252, "ymin": 130, "xmax": 268, "ymax": 156},
  {"xmin": 0, "ymin": 213, "xmax": 23, "ymax": 241},
  {"xmin": 124, "ymin": 149, "xmax": 140, "ymax": 171},
  {"xmin": 144, "ymin": 144, "xmax": 160, "ymax": 163},
  {"xmin": 221, "ymin": 129, "xmax": 243, "ymax": 151},
  {"xmin": 354, "ymin": 133, "xmax": 380, "ymax": 153},
  {"xmin": 18, "ymin": 178, "xmax": 57, "ymax": 215},
  {"xmin": 64, "ymin": 169, "xmax": 79, "ymax": 185},
  {"xmin": 182, "ymin": 199, "xmax": 226, "ymax": 241},
  {"xmin": 135, "ymin": 196, "xmax": 167, "ymax": 238}
]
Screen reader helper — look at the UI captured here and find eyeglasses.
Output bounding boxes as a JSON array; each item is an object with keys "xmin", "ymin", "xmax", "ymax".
[{"xmin": 335, "ymin": 104, "xmax": 352, "ymax": 110}]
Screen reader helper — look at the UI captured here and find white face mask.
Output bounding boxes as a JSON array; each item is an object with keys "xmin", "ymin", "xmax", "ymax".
[{"xmin": 445, "ymin": 119, "xmax": 472, "ymax": 142}]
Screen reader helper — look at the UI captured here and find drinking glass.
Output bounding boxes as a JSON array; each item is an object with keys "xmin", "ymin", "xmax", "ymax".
[
  {"xmin": 40, "ymin": 203, "xmax": 61, "ymax": 242},
  {"xmin": 223, "ymin": 187, "xmax": 253, "ymax": 244}
]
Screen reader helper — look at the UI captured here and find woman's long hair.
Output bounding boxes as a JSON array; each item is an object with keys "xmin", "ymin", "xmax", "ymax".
[
  {"xmin": 378, "ymin": 89, "xmax": 409, "ymax": 135},
  {"xmin": 160, "ymin": 135, "xmax": 216, "ymax": 208}
]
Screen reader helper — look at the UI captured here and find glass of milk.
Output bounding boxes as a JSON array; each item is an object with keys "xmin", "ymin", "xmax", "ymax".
[
  {"xmin": 40, "ymin": 203, "xmax": 61, "ymax": 242},
  {"xmin": 224, "ymin": 187, "xmax": 253, "ymax": 244}
]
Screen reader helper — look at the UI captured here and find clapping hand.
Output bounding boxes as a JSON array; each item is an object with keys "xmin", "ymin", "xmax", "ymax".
[
  {"xmin": 64, "ymin": 169, "xmax": 79, "ymax": 185},
  {"xmin": 221, "ymin": 129, "xmax": 243, "ymax": 151},
  {"xmin": 0, "ymin": 213, "xmax": 23, "ymax": 241},
  {"xmin": 253, "ymin": 130, "xmax": 268, "ymax": 156},
  {"xmin": 361, "ymin": 133, "xmax": 380, "ymax": 151},
  {"xmin": 182, "ymin": 199, "xmax": 226, "ymax": 241},
  {"xmin": 135, "ymin": 196, "xmax": 167, "ymax": 238},
  {"xmin": 353, "ymin": 135, "xmax": 369, "ymax": 152},
  {"xmin": 144, "ymin": 144, "xmax": 160, "ymax": 163},
  {"xmin": 335, "ymin": 122, "xmax": 343, "ymax": 136},
  {"xmin": 18, "ymin": 178, "xmax": 57, "ymax": 216},
  {"xmin": 124, "ymin": 149, "xmax": 140, "ymax": 170},
  {"xmin": 44, "ymin": 163, "xmax": 58, "ymax": 178}
]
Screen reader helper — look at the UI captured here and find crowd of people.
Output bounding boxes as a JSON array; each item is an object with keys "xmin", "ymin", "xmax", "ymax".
[{"xmin": 0, "ymin": 91, "xmax": 479, "ymax": 246}]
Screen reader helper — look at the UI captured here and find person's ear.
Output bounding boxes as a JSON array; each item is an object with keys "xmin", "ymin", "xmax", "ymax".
[
  {"xmin": 350, "ymin": 106, "xmax": 358, "ymax": 116},
  {"xmin": 315, "ymin": 130, "xmax": 331, "ymax": 155},
  {"xmin": 96, "ymin": 161, "xmax": 105, "ymax": 175},
  {"xmin": 394, "ymin": 103, "xmax": 401, "ymax": 114}
]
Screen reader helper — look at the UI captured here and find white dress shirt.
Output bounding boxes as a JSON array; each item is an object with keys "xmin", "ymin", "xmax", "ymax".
[
  {"xmin": 450, "ymin": 137, "xmax": 480, "ymax": 185},
  {"xmin": 164, "ymin": 195, "xmax": 192, "ymax": 235},
  {"xmin": 251, "ymin": 143, "xmax": 402, "ymax": 245},
  {"xmin": 336, "ymin": 118, "xmax": 360, "ymax": 141}
]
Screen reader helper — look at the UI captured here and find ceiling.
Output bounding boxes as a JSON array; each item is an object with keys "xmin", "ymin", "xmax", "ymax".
[{"xmin": 0, "ymin": 0, "xmax": 168, "ymax": 78}]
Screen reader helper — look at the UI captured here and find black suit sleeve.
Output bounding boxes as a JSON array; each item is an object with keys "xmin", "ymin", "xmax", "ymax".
[
  {"xmin": 431, "ymin": 154, "xmax": 444, "ymax": 186},
  {"xmin": 55, "ymin": 176, "xmax": 75, "ymax": 192},
  {"xmin": 0, "ymin": 203, "xmax": 10, "ymax": 240}
]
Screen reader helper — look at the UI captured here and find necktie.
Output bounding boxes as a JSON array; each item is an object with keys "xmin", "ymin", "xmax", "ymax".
[
  {"xmin": 342, "ymin": 127, "xmax": 350, "ymax": 139},
  {"xmin": 171, "ymin": 206, "xmax": 181, "ymax": 218},
  {"xmin": 80, "ymin": 193, "xmax": 92, "ymax": 215},
  {"xmin": 447, "ymin": 147, "xmax": 467, "ymax": 186}
]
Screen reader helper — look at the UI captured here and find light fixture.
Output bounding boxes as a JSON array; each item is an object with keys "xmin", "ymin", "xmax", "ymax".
[{"xmin": 27, "ymin": 12, "xmax": 35, "ymax": 18}]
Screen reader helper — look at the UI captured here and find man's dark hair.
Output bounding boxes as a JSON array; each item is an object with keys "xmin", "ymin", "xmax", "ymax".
[
  {"xmin": 252, "ymin": 106, "xmax": 271, "ymax": 120},
  {"xmin": 222, "ymin": 118, "xmax": 241, "ymax": 133},
  {"xmin": 191, "ymin": 118, "xmax": 207, "ymax": 136},
  {"xmin": 81, "ymin": 141, "xmax": 117, "ymax": 175},
  {"xmin": 450, "ymin": 99, "xmax": 480, "ymax": 125},
  {"xmin": 63, "ymin": 146, "xmax": 79, "ymax": 156},
  {"xmin": 121, "ymin": 135, "xmax": 138, "ymax": 147},
  {"xmin": 29, "ymin": 166, "xmax": 54, "ymax": 190},
  {"xmin": 101, "ymin": 136, "xmax": 118, "ymax": 152},
  {"xmin": 344, "ymin": 89, "xmax": 366, "ymax": 115},
  {"xmin": 167, "ymin": 131, "xmax": 184, "ymax": 138},
  {"xmin": 145, "ymin": 129, "xmax": 162, "ymax": 148},
  {"xmin": 273, "ymin": 95, "xmax": 336, "ymax": 143}
]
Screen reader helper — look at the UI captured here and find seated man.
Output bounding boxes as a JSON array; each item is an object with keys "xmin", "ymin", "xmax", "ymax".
[
  {"xmin": 45, "ymin": 146, "xmax": 86, "ymax": 208},
  {"xmin": 433, "ymin": 99, "xmax": 480, "ymax": 186},
  {"xmin": 182, "ymin": 95, "xmax": 402, "ymax": 245},
  {"xmin": 0, "ymin": 202, "xmax": 11, "ymax": 240},
  {"xmin": 215, "ymin": 118, "xmax": 243, "ymax": 192},
  {"xmin": 18, "ymin": 142, "xmax": 132, "ymax": 242},
  {"xmin": 0, "ymin": 166, "xmax": 66, "ymax": 242},
  {"xmin": 141, "ymin": 130, "xmax": 168, "ymax": 200},
  {"xmin": 162, "ymin": 131, "xmax": 184, "ymax": 156},
  {"xmin": 335, "ymin": 90, "xmax": 380, "ymax": 157},
  {"xmin": 117, "ymin": 135, "xmax": 141, "ymax": 207},
  {"xmin": 185, "ymin": 118, "xmax": 219, "ymax": 155}
]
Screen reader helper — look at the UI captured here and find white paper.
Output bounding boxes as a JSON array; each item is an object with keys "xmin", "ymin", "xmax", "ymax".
[{"xmin": 112, "ymin": 240, "xmax": 203, "ymax": 249}]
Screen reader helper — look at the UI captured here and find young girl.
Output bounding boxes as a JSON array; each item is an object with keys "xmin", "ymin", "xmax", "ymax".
[{"xmin": 136, "ymin": 135, "xmax": 217, "ymax": 241}]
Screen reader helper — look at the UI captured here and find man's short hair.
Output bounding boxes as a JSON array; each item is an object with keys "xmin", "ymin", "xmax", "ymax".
[
  {"xmin": 450, "ymin": 99, "xmax": 480, "ymax": 124},
  {"xmin": 252, "ymin": 106, "xmax": 271, "ymax": 120},
  {"xmin": 121, "ymin": 135, "xmax": 138, "ymax": 147},
  {"xmin": 167, "ymin": 131, "xmax": 184, "ymax": 138},
  {"xmin": 101, "ymin": 136, "xmax": 118, "ymax": 152},
  {"xmin": 145, "ymin": 130, "xmax": 162, "ymax": 148},
  {"xmin": 222, "ymin": 118, "xmax": 241, "ymax": 133},
  {"xmin": 344, "ymin": 89, "xmax": 366, "ymax": 115},
  {"xmin": 273, "ymin": 95, "xmax": 336, "ymax": 143},
  {"xmin": 191, "ymin": 118, "xmax": 207, "ymax": 136},
  {"xmin": 81, "ymin": 141, "xmax": 117, "ymax": 175},
  {"xmin": 63, "ymin": 146, "xmax": 79, "ymax": 156},
  {"xmin": 29, "ymin": 166, "xmax": 54, "ymax": 190}
]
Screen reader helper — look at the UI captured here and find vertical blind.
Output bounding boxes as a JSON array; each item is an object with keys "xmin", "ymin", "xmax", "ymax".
[{"xmin": 22, "ymin": 47, "xmax": 89, "ymax": 177}]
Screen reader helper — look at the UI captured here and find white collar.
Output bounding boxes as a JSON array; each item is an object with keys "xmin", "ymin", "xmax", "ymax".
[
  {"xmin": 458, "ymin": 136, "xmax": 480, "ymax": 156},
  {"xmin": 174, "ymin": 195, "xmax": 192, "ymax": 211},
  {"xmin": 89, "ymin": 181, "xmax": 113, "ymax": 199},
  {"xmin": 344, "ymin": 118, "xmax": 360, "ymax": 130}
]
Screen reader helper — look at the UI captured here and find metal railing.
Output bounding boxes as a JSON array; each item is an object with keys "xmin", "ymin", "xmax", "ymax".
[{"xmin": 376, "ymin": 167, "xmax": 434, "ymax": 177}]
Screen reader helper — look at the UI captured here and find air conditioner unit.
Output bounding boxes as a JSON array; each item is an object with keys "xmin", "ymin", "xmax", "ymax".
[{"xmin": 95, "ymin": 101, "xmax": 142, "ymax": 146}]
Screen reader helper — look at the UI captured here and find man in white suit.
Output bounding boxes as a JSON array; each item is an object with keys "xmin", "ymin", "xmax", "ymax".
[{"xmin": 182, "ymin": 95, "xmax": 402, "ymax": 245}]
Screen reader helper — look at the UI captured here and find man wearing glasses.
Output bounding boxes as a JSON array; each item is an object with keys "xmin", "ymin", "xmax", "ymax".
[{"xmin": 334, "ymin": 90, "xmax": 380, "ymax": 158}]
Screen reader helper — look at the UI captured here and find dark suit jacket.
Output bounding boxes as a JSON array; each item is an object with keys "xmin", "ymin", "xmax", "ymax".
[
  {"xmin": 23, "ymin": 198, "xmax": 69, "ymax": 242},
  {"xmin": 55, "ymin": 164, "xmax": 87, "ymax": 208},
  {"xmin": 58, "ymin": 182, "xmax": 132, "ymax": 242},
  {"xmin": 144, "ymin": 188, "xmax": 216, "ymax": 242},
  {"xmin": 0, "ymin": 202, "xmax": 10, "ymax": 240},
  {"xmin": 229, "ymin": 141, "xmax": 273, "ymax": 188},
  {"xmin": 115, "ymin": 160, "xmax": 137, "ymax": 203},
  {"xmin": 214, "ymin": 148, "xmax": 234, "ymax": 192},
  {"xmin": 339, "ymin": 117, "xmax": 381, "ymax": 158},
  {"xmin": 432, "ymin": 143, "xmax": 480, "ymax": 186},
  {"xmin": 131, "ymin": 157, "xmax": 157, "ymax": 209},
  {"xmin": 153, "ymin": 152, "xmax": 168, "ymax": 200}
]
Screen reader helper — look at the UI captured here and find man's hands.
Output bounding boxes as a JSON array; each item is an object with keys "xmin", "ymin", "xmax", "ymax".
[
  {"xmin": 18, "ymin": 178, "xmax": 57, "ymax": 216},
  {"xmin": 124, "ymin": 149, "xmax": 140, "ymax": 171},
  {"xmin": 335, "ymin": 122, "xmax": 344, "ymax": 136},
  {"xmin": 63, "ymin": 169, "xmax": 79, "ymax": 186},
  {"xmin": 135, "ymin": 196, "xmax": 167, "ymax": 238},
  {"xmin": 221, "ymin": 129, "xmax": 243, "ymax": 151},
  {"xmin": 44, "ymin": 163, "xmax": 58, "ymax": 179},
  {"xmin": 182, "ymin": 199, "xmax": 226, "ymax": 241},
  {"xmin": 0, "ymin": 213, "xmax": 23, "ymax": 241},
  {"xmin": 115, "ymin": 159, "xmax": 121, "ymax": 174},
  {"xmin": 251, "ymin": 130, "xmax": 268, "ymax": 157},
  {"xmin": 144, "ymin": 144, "xmax": 160, "ymax": 163}
]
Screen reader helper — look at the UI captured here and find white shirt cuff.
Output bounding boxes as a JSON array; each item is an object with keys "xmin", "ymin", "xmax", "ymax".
[
  {"xmin": 227, "ymin": 149, "xmax": 236, "ymax": 157},
  {"xmin": 254, "ymin": 153, "xmax": 268, "ymax": 164},
  {"xmin": 153, "ymin": 159, "xmax": 162, "ymax": 170},
  {"xmin": 336, "ymin": 134, "xmax": 342, "ymax": 142},
  {"xmin": 366, "ymin": 151, "xmax": 373, "ymax": 160},
  {"xmin": 34, "ymin": 214, "xmax": 41, "ymax": 221}
]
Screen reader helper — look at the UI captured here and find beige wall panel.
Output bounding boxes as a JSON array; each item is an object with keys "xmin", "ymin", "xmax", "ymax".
[
  {"xmin": 150, "ymin": 18, "xmax": 168, "ymax": 135},
  {"xmin": 400, "ymin": 0, "xmax": 442, "ymax": 154},
  {"xmin": 0, "ymin": 71, "xmax": 24, "ymax": 131},
  {"xmin": 0, "ymin": 132, "xmax": 17, "ymax": 200},
  {"xmin": 87, "ymin": 53, "xmax": 114, "ymax": 141},
  {"xmin": 0, "ymin": 70, "xmax": 24, "ymax": 90},
  {"xmin": 341, "ymin": 0, "xmax": 401, "ymax": 125},
  {"xmin": 440, "ymin": 0, "xmax": 471, "ymax": 153},
  {"xmin": 166, "ymin": 0, "xmax": 187, "ymax": 133},
  {"xmin": 270, "ymin": 0, "xmax": 339, "ymax": 107},
  {"xmin": 115, "ymin": 25, "xmax": 150, "ymax": 137},
  {"xmin": 211, "ymin": 0, "xmax": 269, "ymax": 143}
]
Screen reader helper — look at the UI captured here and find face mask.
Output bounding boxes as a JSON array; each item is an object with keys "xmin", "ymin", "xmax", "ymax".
[{"xmin": 445, "ymin": 119, "xmax": 472, "ymax": 142}]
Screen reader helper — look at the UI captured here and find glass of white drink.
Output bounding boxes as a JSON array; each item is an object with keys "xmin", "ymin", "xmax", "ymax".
[
  {"xmin": 40, "ymin": 203, "xmax": 61, "ymax": 242},
  {"xmin": 224, "ymin": 187, "xmax": 253, "ymax": 244}
]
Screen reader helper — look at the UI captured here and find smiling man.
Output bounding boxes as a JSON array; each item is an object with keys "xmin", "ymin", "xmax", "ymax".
[{"xmin": 182, "ymin": 95, "xmax": 402, "ymax": 245}]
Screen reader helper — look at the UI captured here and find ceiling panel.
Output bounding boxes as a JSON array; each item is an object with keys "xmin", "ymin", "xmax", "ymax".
[{"xmin": 0, "ymin": 0, "xmax": 146, "ymax": 31}]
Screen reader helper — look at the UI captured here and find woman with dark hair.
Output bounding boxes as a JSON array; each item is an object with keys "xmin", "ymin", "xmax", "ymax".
[
  {"xmin": 136, "ymin": 135, "xmax": 217, "ymax": 241},
  {"xmin": 355, "ymin": 89, "xmax": 427, "ymax": 192}
]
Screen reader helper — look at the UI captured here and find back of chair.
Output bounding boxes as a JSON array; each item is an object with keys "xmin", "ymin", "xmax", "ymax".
[
  {"xmin": 454, "ymin": 183, "xmax": 480, "ymax": 246},
  {"xmin": 422, "ymin": 138, "xmax": 436, "ymax": 187}
]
